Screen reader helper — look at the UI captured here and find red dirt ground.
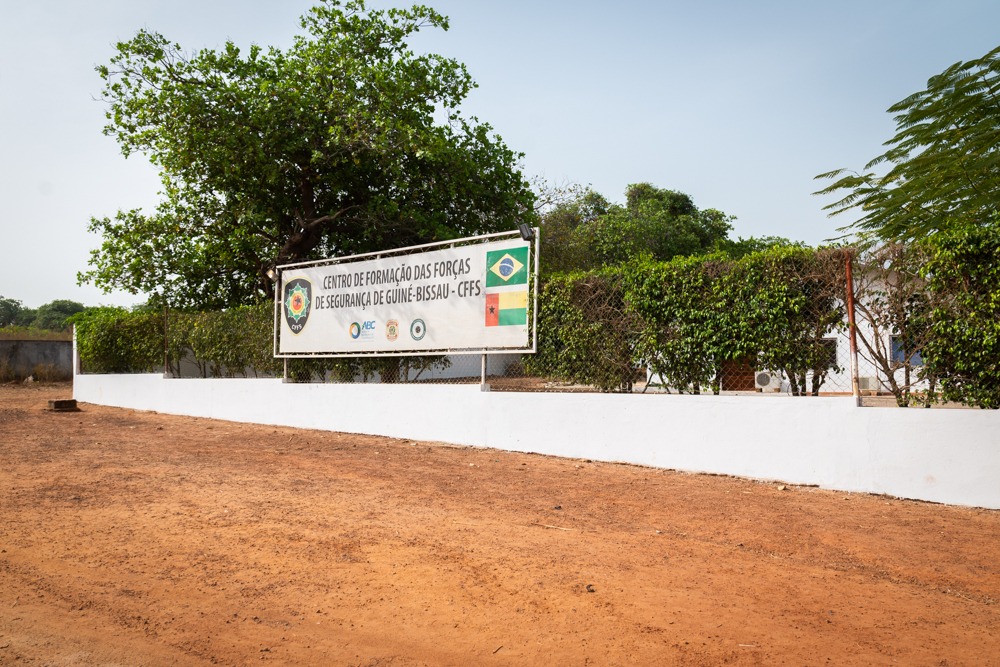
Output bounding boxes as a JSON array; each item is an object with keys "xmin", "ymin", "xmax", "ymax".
[{"xmin": 1, "ymin": 383, "xmax": 998, "ymax": 666}]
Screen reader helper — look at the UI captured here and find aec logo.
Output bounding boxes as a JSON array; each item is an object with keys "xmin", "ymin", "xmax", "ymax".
[{"xmin": 350, "ymin": 320, "xmax": 375, "ymax": 340}]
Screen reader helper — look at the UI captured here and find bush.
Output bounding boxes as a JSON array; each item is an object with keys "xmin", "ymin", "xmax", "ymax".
[
  {"xmin": 531, "ymin": 247, "xmax": 848, "ymax": 395},
  {"xmin": 71, "ymin": 307, "xmax": 163, "ymax": 374},
  {"xmin": 526, "ymin": 268, "xmax": 641, "ymax": 392},
  {"xmin": 919, "ymin": 222, "xmax": 1000, "ymax": 408},
  {"xmin": 625, "ymin": 255, "xmax": 728, "ymax": 393},
  {"xmin": 75, "ymin": 303, "xmax": 447, "ymax": 383}
]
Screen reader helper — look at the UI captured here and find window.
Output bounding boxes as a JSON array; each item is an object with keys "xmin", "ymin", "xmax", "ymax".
[
  {"xmin": 890, "ymin": 335, "xmax": 923, "ymax": 366},
  {"xmin": 820, "ymin": 337, "xmax": 838, "ymax": 369}
]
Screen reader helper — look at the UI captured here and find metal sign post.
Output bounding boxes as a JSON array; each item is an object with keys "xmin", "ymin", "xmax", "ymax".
[{"xmin": 845, "ymin": 251, "xmax": 862, "ymax": 407}]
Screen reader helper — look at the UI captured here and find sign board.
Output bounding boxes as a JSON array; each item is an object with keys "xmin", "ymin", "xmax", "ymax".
[{"xmin": 274, "ymin": 231, "xmax": 537, "ymax": 357}]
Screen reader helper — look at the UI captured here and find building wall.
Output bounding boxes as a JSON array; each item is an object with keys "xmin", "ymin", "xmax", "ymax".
[{"xmin": 74, "ymin": 372, "xmax": 1000, "ymax": 510}]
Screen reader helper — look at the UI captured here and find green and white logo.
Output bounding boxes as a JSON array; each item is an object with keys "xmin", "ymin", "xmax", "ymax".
[{"xmin": 283, "ymin": 278, "xmax": 311, "ymax": 334}]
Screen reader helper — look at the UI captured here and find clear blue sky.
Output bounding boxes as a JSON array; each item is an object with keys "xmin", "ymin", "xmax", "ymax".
[{"xmin": 2, "ymin": 0, "xmax": 998, "ymax": 308}]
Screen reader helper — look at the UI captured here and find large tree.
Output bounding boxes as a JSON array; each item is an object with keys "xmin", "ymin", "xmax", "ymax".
[
  {"xmin": 0, "ymin": 297, "xmax": 23, "ymax": 327},
  {"xmin": 31, "ymin": 300, "xmax": 86, "ymax": 331},
  {"xmin": 83, "ymin": 0, "xmax": 535, "ymax": 308},
  {"xmin": 539, "ymin": 183, "xmax": 733, "ymax": 274},
  {"xmin": 815, "ymin": 45, "xmax": 1000, "ymax": 241}
]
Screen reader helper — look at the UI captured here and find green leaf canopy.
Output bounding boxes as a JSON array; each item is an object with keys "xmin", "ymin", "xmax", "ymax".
[
  {"xmin": 538, "ymin": 183, "xmax": 734, "ymax": 274},
  {"xmin": 83, "ymin": 0, "xmax": 535, "ymax": 308},
  {"xmin": 815, "ymin": 45, "xmax": 1000, "ymax": 241}
]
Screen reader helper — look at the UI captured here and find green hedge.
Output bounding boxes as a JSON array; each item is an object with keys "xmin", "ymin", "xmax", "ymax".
[
  {"xmin": 919, "ymin": 223, "xmax": 1000, "ymax": 408},
  {"xmin": 70, "ymin": 249, "xmax": 849, "ymax": 392},
  {"xmin": 72, "ymin": 302, "xmax": 447, "ymax": 383},
  {"xmin": 526, "ymin": 268, "xmax": 640, "ymax": 392},
  {"xmin": 530, "ymin": 247, "xmax": 848, "ymax": 394},
  {"xmin": 70, "ymin": 240, "xmax": 1000, "ymax": 406},
  {"xmin": 70, "ymin": 307, "xmax": 163, "ymax": 374}
]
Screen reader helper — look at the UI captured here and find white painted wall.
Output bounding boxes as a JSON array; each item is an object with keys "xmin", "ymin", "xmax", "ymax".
[{"xmin": 74, "ymin": 373, "xmax": 1000, "ymax": 510}]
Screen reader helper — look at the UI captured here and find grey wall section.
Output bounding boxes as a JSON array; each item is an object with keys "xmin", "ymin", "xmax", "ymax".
[{"xmin": 0, "ymin": 340, "xmax": 73, "ymax": 380}]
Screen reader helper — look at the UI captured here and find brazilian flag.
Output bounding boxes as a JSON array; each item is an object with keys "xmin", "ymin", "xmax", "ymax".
[{"xmin": 485, "ymin": 246, "xmax": 529, "ymax": 288}]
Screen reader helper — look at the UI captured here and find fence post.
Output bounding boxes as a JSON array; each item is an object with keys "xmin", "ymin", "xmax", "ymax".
[
  {"xmin": 481, "ymin": 353, "xmax": 490, "ymax": 392},
  {"xmin": 845, "ymin": 251, "xmax": 862, "ymax": 407},
  {"xmin": 163, "ymin": 303, "xmax": 170, "ymax": 378},
  {"xmin": 72, "ymin": 324, "xmax": 82, "ymax": 376}
]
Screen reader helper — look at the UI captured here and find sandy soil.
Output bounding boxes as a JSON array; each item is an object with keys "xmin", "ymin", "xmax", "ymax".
[{"xmin": 0, "ymin": 382, "xmax": 998, "ymax": 666}]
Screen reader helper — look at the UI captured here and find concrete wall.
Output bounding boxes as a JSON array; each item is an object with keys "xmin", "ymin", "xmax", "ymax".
[
  {"xmin": 1, "ymin": 340, "xmax": 72, "ymax": 380},
  {"xmin": 74, "ymin": 373, "xmax": 1000, "ymax": 510}
]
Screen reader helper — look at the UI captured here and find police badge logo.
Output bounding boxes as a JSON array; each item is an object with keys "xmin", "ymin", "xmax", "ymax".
[{"xmin": 283, "ymin": 278, "xmax": 312, "ymax": 334}]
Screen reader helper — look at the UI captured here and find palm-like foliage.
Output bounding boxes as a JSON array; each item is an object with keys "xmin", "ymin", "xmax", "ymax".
[{"xmin": 816, "ymin": 45, "xmax": 1000, "ymax": 241}]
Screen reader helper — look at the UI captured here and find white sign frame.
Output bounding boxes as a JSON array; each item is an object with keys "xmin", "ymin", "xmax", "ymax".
[{"xmin": 273, "ymin": 230, "xmax": 538, "ymax": 358}]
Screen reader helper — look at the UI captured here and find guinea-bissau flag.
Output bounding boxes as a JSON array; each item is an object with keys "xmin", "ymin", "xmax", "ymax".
[
  {"xmin": 484, "ymin": 245, "xmax": 530, "ymax": 326},
  {"xmin": 485, "ymin": 290, "xmax": 528, "ymax": 327}
]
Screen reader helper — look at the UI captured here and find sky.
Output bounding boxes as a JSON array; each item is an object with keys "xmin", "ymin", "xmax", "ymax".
[{"xmin": 2, "ymin": 0, "xmax": 999, "ymax": 309}]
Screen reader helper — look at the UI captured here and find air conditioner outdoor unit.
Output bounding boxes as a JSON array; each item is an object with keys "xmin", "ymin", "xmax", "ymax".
[
  {"xmin": 857, "ymin": 376, "xmax": 880, "ymax": 394},
  {"xmin": 755, "ymin": 371, "xmax": 782, "ymax": 392}
]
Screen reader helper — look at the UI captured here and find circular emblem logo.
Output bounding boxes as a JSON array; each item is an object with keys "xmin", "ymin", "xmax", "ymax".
[
  {"xmin": 498, "ymin": 257, "xmax": 517, "ymax": 278},
  {"xmin": 286, "ymin": 289, "xmax": 308, "ymax": 319},
  {"xmin": 282, "ymin": 278, "xmax": 312, "ymax": 335},
  {"xmin": 386, "ymin": 319, "xmax": 399, "ymax": 341},
  {"xmin": 350, "ymin": 322, "xmax": 361, "ymax": 339},
  {"xmin": 410, "ymin": 319, "xmax": 426, "ymax": 341}
]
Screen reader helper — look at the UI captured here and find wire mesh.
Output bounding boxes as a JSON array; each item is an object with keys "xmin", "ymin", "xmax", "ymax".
[
  {"xmin": 849, "ymin": 244, "xmax": 950, "ymax": 408},
  {"xmin": 512, "ymin": 249, "xmax": 860, "ymax": 396},
  {"xmin": 75, "ymin": 245, "xmax": 995, "ymax": 409},
  {"xmin": 158, "ymin": 256, "xmax": 861, "ymax": 395}
]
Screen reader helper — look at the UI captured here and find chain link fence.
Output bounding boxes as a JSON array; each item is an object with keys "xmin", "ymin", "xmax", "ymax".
[
  {"xmin": 74, "ymin": 245, "xmax": 997, "ymax": 408},
  {"xmin": 518, "ymin": 250, "xmax": 860, "ymax": 397},
  {"xmin": 152, "ymin": 248, "xmax": 863, "ymax": 396}
]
